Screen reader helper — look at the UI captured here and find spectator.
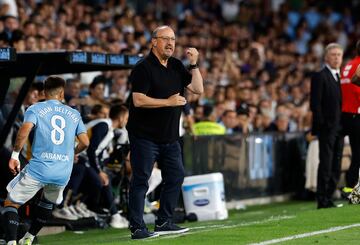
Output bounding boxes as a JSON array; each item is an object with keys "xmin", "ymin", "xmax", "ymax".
[
  {"xmin": 193, "ymin": 105, "xmax": 225, "ymax": 135},
  {"xmin": 220, "ymin": 109, "xmax": 238, "ymax": 134},
  {"xmin": 0, "ymin": 0, "xmax": 18, "ymax": 18},
  {"xmin": 237, "ymin": 104, "xmax": 252, "ymax": 133},
  {"xmin": 265, "ymin": 113, "xmax": 290, "ymax": 133}
]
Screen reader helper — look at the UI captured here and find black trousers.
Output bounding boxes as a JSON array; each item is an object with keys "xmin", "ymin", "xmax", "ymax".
[
  {"xmin": 317, "ymin": 125, "xmax": 344, "ymax": 205},
  {"xmin": 342, "ymin": 113, "xmax": 360, "ymax": 187},
  {"xmin": 128, "ymin": 134, "xmax": 184, "ymax": 230}
]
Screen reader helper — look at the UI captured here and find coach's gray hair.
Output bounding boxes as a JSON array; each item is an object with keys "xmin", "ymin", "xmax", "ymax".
[
  {"xmin": 152, "ymin": 25, "xmax": 171, "ymax": 38},
  {"xmin": 324, "ymin": 43, "xmax": 343, "ymax": 56}
]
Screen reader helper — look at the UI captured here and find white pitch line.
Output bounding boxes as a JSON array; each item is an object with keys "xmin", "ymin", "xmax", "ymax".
[
  {"xmin": 249, "ymin": 223, "xmax": 360, "ymax": 245},
  {"xmin": 145, "ymin": 215, "xmax": 296, "ymax": 241}
]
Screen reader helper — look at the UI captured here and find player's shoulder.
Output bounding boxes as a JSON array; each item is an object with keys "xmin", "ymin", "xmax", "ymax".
[
  {"xmin": 344, "ymin": 57, "xmax": 360, "ymax": 67},
  {"xmin": 86, "ymin": 118, "xmax": 111, "ymax": 129},
  {"xmin": 63, "ymin": 103, "xmax": 81, "ymax": 115},
  {"xmin": 352, "ymin": 56, "xmax": 360, "ymax": 65}
]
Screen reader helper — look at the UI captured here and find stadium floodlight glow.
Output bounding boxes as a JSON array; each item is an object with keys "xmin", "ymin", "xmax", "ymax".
[
  {"xmin": 68, "ymin": 52, "xmax": 88, "ymax": 64},
  {"xmin": 90, "ymin": 53, "xmax": 107, "ymax": 65},
  {"xmin": 0, "ymin": 47, "xmax": 16, "ymax": 62},
  {"xmin": 127, "ymin": 55, "xmax": 143, "ymax": 65},
  {"xmin": 107, "ymin": 54, "xmax": 125, "ymax": 65}
]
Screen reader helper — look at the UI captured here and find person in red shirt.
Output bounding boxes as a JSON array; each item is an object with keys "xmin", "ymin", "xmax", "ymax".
[{"xmin": 341, "ymin": 40, "xmax": 360, "ymax": 190}]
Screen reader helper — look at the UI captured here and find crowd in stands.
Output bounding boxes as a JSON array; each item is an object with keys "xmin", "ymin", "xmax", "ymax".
[
  {"xmin": 1, "ymin": 0, "xmax": 360, "ymax": 227},
  {"xmin": 1, "ymin": 0, "xmax": 359, "ymax": 136}
]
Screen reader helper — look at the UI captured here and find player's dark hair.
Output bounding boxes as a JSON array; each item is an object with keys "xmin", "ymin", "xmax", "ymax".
[
  {"xmin": 44, "ymin": 76, "xmax": 66, "ymax": 94},
  {"xmin": 91, "ymin": 104, "xmax": 105, "ymax": 115},
  {"xmin": 109, "ymin": 104, "xmax": 128, "ymax": 120}
]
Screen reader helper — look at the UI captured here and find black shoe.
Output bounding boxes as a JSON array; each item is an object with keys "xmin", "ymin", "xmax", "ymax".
[
  {"xmin": 131, "ymin": 228, "xmax": 159, "ymax": 240},
  {"xmin": 317, "ymin": 203, "xmax": 329, "ymax": 209},
  {"xmin": 317, "ymin": 200, "xmax": 343, "ymax": 209},
  {"xmin": 317, "ymin": 199, "xmax": 329, "ymax": 209},
  {"xmin": 154, "ymin": 221, "xmax": 189, "ymax": 235},
  {"xmin": 326, "ymin": 200, "xmax": 336, "ymax": 208}
]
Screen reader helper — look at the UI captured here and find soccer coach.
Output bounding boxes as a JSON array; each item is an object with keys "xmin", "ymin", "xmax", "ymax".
[{"xmin": 126, "ymin": 25, "xmax": 203, "ymax": 239}]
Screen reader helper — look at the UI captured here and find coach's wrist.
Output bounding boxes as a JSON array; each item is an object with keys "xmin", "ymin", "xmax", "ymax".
[
  {"xmin": 11, "ymin": 151, "xmax": 20, "ymax": 161},
  {"xmin": 189, "ymin": 63, "xmax": 198, "ymax": 70}
]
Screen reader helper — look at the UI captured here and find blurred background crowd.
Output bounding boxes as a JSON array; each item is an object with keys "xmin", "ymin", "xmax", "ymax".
[{"xmin": 1, "ymin": 0, "xmax": 360, "ymax": 135}]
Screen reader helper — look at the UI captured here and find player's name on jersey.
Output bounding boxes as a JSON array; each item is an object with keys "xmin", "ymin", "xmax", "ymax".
[
  {"xmin": 38, "ymin": 105, "xmax": 80, "ymax": 123},
  {"xmin": 41, "ymin": 152, "xmax": 70, "ymax": 161}
]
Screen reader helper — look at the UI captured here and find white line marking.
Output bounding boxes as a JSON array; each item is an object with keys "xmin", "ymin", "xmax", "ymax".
[
  {"xmin": 145, "ymin": 215, "xmax": 296, "ymax": 241},
  {"xmin": 249, "ymin": 223, "xmax": 360, "ymax": 245}
]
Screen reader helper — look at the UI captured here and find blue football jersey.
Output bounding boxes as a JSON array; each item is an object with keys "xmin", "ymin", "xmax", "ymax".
[{"xmin": 23, "ymin": 99, "xmax": 86, "ymax": 186}]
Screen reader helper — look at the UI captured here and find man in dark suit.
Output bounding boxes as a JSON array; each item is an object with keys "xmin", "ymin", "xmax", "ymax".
[{"xmin": 310, "ymin": 43, "xmax": 344, "ymax": 209}]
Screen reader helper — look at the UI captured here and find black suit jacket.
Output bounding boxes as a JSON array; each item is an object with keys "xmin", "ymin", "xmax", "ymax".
[{"xmin": 310, "ymin": 66, "xmax": 342, "ymax": 135}]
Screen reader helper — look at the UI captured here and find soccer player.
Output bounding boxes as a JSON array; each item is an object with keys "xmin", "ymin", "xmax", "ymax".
[
  {"xmin": 82, "ymin": 104, "xmax": 129, "ymax": 228},
  {"xmin": 341, "ymin": 41, "xmax": 360, "ymax": 194},
  {"xmin": 3, "ymin": 76, "xmax": 89, "ymax": 245}
]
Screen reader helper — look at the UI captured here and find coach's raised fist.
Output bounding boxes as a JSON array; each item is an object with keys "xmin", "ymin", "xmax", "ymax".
[{"xmin": 186, "ymin": 48, "xmax": 199, "ymax": 65}]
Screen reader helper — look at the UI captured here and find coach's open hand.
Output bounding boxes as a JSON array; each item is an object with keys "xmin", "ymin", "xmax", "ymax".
[{"xmin": 186, "ymin": 48, "xmax": 199, "ymax": 65}]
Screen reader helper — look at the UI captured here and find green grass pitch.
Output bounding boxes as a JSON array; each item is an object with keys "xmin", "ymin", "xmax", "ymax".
[{"xmin": 39, "ymin": 201, "xmax": 360, "ymax": 244}]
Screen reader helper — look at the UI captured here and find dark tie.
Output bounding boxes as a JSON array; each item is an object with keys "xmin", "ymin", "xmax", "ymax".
[{"xmin": 336, "ymin": 72, "xmax": 340, "ymax": 82}]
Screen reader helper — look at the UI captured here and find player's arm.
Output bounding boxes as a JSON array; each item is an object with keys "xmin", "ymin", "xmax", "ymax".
[
  {"xmin": 75, "ymin": 132, "xmax": 89, "ymax": 154},
  {"xmin": 9, "ymin": 122, "xmax": 34, "ymax": 175},
  {"xmin": 351, "ymin": 64, "xmax": 360, "ymax": 86},
  {"xmin": 132, "ymin": 92, "xmax": 186, "ymax": 108}
]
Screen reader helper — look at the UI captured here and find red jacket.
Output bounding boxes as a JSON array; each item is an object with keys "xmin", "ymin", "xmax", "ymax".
[{"xmin": 341, "ymin": 56, "xmax": 360, "ymax": 114}]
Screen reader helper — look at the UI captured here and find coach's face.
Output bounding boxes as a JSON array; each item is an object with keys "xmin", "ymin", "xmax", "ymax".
[
  {"xmin": 325, "ymin": 47, "xmax": 343, "ymax": 70},
  {"xmin": 152, "ymin": 27, "xmax": 175, "ymax": 59}
]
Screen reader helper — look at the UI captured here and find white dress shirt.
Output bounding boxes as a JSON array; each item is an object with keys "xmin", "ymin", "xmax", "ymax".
[{"xmin": 325, "ymin": 64, "xmax": 341, "ymax": 82}]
